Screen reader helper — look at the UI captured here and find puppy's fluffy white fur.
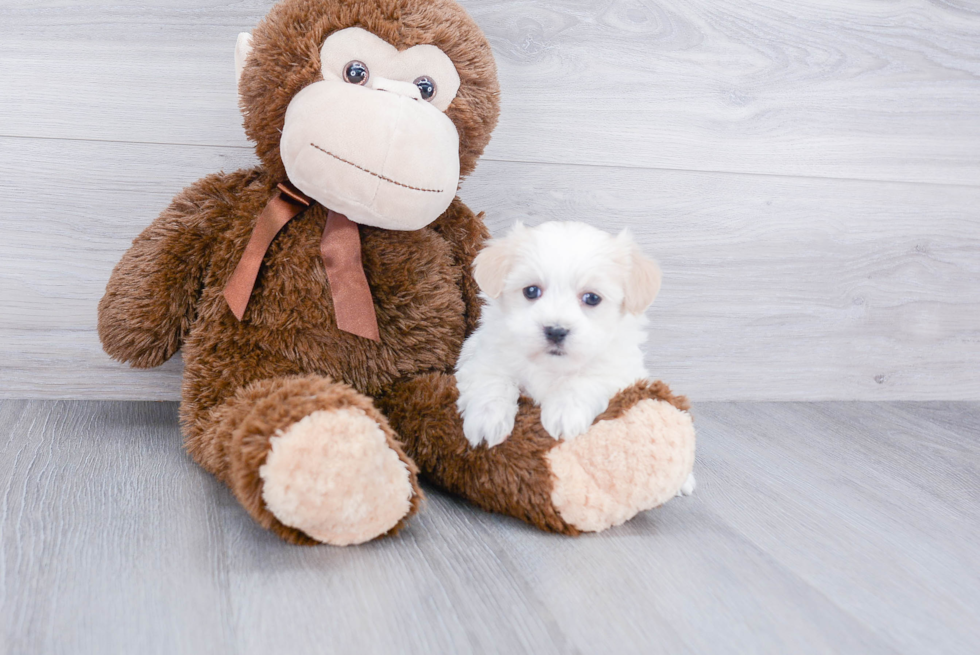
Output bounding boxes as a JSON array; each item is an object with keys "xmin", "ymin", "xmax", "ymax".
[{"xmin": 456, "ymin": 221, "xmax": 660, "ymax": 447}]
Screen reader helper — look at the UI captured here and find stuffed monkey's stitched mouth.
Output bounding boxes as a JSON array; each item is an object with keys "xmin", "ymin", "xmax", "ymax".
[{"xmin": 309, "ymin": 143, "xmax": 444, "ymax": 194}]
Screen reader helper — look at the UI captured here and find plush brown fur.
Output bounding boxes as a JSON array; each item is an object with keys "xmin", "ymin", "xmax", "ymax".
[
  {"xmin": 240, "ymin": 0, "xmax": 499, "ymax": 182},
  {"xmin": 379, "ymin": 374, "xmax": 690, "ymax": 535},
  {"xmin": 99, "ymin": 165, "xmax": 472, "ymax": 544},
  {"xmin": 99, "ymin": 0, "xmax": 694, "ymax": 544}
]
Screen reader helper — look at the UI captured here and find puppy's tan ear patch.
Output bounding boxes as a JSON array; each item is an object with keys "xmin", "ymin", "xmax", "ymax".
[
  {"xmin": 473, "ymin": 238, "xmax": 513, "ymax": 299},
  {"xmin": 624, "ymin": 246, "xmax": 662, "ymax": 315}
]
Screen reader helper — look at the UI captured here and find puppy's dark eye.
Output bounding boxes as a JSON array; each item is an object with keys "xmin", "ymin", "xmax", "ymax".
[
  {"xmin": 523, "ymin": 286, "xmax": 542, "ymax": 300},
  {"xmin": 582, "ymin": 292, "xmax": 602, "ymax": 306},
  {"xmin": 343, "ymin": 60, "xmax": 369, "ymax": 85},
  {"xmin": 413, "ymin": 76, "xmax": 436, "ymax": 101}
]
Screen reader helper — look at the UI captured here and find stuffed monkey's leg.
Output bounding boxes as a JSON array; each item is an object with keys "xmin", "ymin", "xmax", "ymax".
[
  {"xmin": 185, "ymin": 375, "xmax": 421, "ymax": 545},
  {"xmin": 379, "ymin": 373, "xmax": 695, "ymax": 534}
]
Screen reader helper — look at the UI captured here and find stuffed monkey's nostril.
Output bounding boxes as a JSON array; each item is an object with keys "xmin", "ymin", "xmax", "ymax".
[{"xmin": 544, "ymin": 326, "xmax": 569, "ymax": 344}]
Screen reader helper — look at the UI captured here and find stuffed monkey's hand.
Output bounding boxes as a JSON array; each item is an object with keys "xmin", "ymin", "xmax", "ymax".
[{"xmin": 98, "ymin": 171, "xmax": 237, "ymax": 368}]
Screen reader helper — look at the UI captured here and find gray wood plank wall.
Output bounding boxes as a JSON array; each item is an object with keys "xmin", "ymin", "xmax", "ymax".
[{"xmin": 2, "ymin": 0, "xmax": 978, "ymax": 401}]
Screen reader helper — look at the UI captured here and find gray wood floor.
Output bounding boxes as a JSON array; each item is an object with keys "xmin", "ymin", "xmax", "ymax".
[
  {"xmin": 2, "ymin": 1, "xmax": 978, "ymax": 651},
  {"xmin": 1, "ymin": 400, "xmax": 977, "ymax": 655}
]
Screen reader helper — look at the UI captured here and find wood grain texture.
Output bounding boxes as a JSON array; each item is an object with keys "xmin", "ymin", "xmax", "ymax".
[
  {"xmin": 0, "ymin": 400, "xmax": 231, "ymax": 654},
  {"xmin": 693, "ymin": 402, "xmax": 980, "ymax": 655},
  {"xmin": 2, "ymin": 0, "xmax": 979, "ymax": 400},
  {"xmin": 1, "ymin": 0, "xmax": 979, "ymax": 184},
  {"xmin": 2, "ymin": 137, "xmax": 978, "ymax": 400},
  {"xmin": 2, "ymin": 400, "xmax": 978, "ymax": 654}
]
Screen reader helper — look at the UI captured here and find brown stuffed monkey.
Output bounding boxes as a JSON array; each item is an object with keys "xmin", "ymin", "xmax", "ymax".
[{"xmin": 98, "ymin": 0, "xmax": 695, "ymax": 546}]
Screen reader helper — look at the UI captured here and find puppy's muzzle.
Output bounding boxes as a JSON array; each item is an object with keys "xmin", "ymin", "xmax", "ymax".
[{"xmin": 544, "ymin": 325, "xmax": 569, "ymax": 345}]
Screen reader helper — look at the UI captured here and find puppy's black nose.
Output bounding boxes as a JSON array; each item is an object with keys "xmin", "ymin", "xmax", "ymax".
[{"xmin": 544, "ymin": 326, "xmax": 569, "ymax": 345}]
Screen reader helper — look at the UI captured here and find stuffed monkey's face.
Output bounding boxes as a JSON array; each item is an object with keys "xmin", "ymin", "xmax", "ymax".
[{"xmin": 243, "ymin": 28, "xmax": 462, "ymax": 231}]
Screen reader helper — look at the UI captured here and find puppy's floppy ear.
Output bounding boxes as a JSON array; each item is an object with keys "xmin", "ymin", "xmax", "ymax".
[
  {"xmin": 473, "ymin": 223, "xmax": 524, "ymax": 298},
  {"xmin": 619, "ymin": 230, "xmax": 662, "ymax": 315}
]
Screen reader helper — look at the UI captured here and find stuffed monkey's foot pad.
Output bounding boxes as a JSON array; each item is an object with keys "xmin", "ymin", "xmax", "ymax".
[
  {"xmin": 546, "ymin": 399, "xmax": 696, "ymax": 532},
  {"xmin": 259, "ymin": 407, "xmax": 415, "ymax": 545}
]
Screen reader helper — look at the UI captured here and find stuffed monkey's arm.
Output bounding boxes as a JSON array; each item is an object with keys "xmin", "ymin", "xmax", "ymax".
[
  {"xmin": 98, "ymin": 171, "xmax": 240, "ymax": 368},
  {"xmin": 430, "ymin": 198, "xmax": 491, "ymax": 337}
]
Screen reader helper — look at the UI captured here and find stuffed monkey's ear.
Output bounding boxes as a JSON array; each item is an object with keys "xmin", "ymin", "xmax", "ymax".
[
  {"xmin": 620, "ymin": 230, "xmax": 662, "ymax": 315},
  {"xmin": 235, "ymin": 32, "xmax": 253, "ymax": 86},
  {"xmin": 473, "ymin": 226, "xmax": 522, "ymax": 299}
]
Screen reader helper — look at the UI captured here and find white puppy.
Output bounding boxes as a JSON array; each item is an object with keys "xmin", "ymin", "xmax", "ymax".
[{"xmin": 457, "ymin": 220, "xmax": 662, "ymax": 446}]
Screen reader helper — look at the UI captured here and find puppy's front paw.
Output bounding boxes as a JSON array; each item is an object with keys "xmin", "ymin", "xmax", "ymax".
[
  {"xmin": 540, "ymin": 400, "xmax": 599, "ymax": 441},
  {"xmin": 460, "ymin": 398, "xmax": 518, "ymax": 448}
]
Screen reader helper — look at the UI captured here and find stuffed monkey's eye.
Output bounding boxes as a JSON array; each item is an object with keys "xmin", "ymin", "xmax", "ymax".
[
  {"xmin": 523, "ymin": 286, "xmax": 542, "ymax": 300},
  {"xmin": 343, "ymin": 60, "xmax": 369, "ymax": 85},
  {"xmin": 413, "ymin": 76, "xmax": 437, "ymax": 101},
  {"xmin": 582, "ymin": 292, "xmax": 602, "ymax": 306}
]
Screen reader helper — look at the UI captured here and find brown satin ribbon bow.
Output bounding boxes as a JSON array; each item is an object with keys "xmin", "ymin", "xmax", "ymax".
[{"xmin": 222, "ymin": 182, "xmax": 380, "ymax": 342}]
